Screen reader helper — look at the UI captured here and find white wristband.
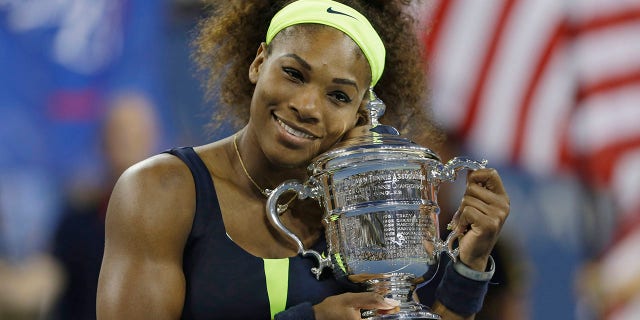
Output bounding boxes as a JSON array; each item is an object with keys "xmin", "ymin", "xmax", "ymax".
[{"xmin": 453, "ymin": 256, "xmax": 495, "ymax": 282}]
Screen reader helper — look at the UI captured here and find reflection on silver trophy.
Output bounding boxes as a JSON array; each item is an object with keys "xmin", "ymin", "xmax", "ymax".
[{"xmin": 267, "ymin": 92, "xmax": 487, "ymax": 319}]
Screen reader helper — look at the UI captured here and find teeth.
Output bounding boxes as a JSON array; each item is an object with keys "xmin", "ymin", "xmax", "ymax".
[{"xmin": 277, "ymin": 118, "xmax": 314, "ymax": 139}]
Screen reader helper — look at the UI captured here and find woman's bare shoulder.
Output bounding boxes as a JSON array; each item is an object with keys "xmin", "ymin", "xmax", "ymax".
[
  {"xmin": 105, "ymin": 152, "xmax": 197, "ymax": 248},
  {"xmin": 119, "ymin": 152, "xmax": 196, "ymax": 195}
]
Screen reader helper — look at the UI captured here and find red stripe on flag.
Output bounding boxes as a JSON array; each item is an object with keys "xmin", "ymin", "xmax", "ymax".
[
  {"xmin": 581, "ymin": 137, "xmax": 640, "ymax": 186},
  {"xmin": 459, "ymin": 0, "xmax": 518, "ymax": 138},
  {"xmin": 573, "ymin": 8, "xmax": 640, "ymax": 35},
  {"xmin": 577, "ymin": 69, "xmax": 640, "ymax": 102},
  {"xmin": 511, "ymin": 21, "xmax": 570, "ymax": 164},
  {"xmin": 423, "ymin": 0, "xmax": 455, "ymax": 64},
  {"xmin": 557, "ymin": 115, "xmax": 576, "ymax": 171}
]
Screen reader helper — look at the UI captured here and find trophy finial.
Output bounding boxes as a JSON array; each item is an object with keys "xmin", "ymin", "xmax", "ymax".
[{"xmin": 366, "ymin": 88, "xmax": 399, "ymax": 135}]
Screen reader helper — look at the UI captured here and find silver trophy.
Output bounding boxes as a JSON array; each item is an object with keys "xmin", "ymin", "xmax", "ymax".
[{"xmin": 267, "ymin": 92, "xmax": 487, "ymax": 319}]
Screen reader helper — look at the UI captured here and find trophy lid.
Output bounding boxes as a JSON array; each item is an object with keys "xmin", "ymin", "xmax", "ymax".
[{"xmin": 308, "ymin": 91, "xmax": 440, "ymax": 175}]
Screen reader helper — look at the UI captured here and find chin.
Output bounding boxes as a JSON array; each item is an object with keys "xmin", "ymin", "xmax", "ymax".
[{"xmin": 267, "ymin": 149, "xmax": 316, "ymax": 170}]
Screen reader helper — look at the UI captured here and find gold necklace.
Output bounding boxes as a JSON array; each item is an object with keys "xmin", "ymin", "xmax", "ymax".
[{"xmin": 233, "ymin": 134, "xmax": 297, "ymax": 214}]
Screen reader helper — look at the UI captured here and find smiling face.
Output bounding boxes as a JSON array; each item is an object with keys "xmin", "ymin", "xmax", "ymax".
[{"xmin": 246, "ymin": 25, "xmax": 371, "ymax": 168}]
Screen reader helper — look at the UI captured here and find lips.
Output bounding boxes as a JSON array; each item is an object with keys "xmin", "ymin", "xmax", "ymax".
[{"xmin": 275, "ymin": 115, "xmax": 317, "ymax": 139}]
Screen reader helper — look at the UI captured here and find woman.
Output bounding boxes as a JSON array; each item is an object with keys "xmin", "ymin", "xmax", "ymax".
[{"xmin": 97, "ymin": 1, "xmax": 510, "ymax": 319}]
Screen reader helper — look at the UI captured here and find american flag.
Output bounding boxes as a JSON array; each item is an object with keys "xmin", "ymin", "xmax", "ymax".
[{"xmin": 418, "ymin": 0, "xmax": 640, "ymax": 319}]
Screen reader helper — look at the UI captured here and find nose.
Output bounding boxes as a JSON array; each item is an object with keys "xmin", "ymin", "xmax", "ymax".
[{"xmin": 290, "ymin": 88, "xmax": 322, "ymax": 123}]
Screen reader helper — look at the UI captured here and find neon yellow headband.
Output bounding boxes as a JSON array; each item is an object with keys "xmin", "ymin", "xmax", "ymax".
[{"xmin": 266, "ymin": 0, "xmax": 386, "ymax": 87}]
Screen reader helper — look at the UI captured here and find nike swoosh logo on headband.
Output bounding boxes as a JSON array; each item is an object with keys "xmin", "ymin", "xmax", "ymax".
[{"xmin": 326, "ymin": 7, "xmax": 357, "ymax": 20}]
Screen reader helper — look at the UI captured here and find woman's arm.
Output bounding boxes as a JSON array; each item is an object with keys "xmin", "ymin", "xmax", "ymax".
[
  {"xmin": 431, "ymin": 260, "xmax": 494, "ymax": 320},
  {"xmin": 433, "ymin": 168, "xmax": 510, "ymax": 319},
  {"xmin": 97, "ymin": 155, "xmax": 195, "ymax": 319}
]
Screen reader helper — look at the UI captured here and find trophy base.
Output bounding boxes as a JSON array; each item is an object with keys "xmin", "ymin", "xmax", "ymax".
[
  {"xmin": 358, "ymin": 273, "xmax": 442, "ymax": 320},
  {"xmin": 362, "ymin": 301, "xmax": 441, "ymax": 319}
]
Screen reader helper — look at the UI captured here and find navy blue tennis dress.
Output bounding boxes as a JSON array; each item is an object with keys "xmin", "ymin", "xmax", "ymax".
[{"xmin": 166, "ymin": 147, "xmax": 349, "ymax": 319}]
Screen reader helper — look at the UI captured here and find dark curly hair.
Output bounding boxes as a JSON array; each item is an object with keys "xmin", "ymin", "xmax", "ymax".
[{"xmin": 193, "ymin": 0, "xmax": 443, "ymax": 148}]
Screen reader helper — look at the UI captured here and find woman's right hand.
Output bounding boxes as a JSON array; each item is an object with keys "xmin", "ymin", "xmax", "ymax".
[{"xmin": 313, "ymin": 292, "xmax": 400, "ymax": 320}]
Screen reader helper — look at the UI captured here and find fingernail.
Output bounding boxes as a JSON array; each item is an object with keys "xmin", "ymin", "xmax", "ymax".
[{"xmin": 383, "ymin": 298, "xmax": 401, "ymax": 307}]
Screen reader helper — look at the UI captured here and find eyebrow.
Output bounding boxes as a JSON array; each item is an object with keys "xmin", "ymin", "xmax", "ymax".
[
  {"xmin": 283, "ymin": 53, "xmax": 360, "ymax": 91},
  {"xmin": 333, "ymin": 78, "xmax": 359, "ymax": 91},
  {"xmin": 284, "ymin": 53, "xmax": 311, "ymax": 70}
]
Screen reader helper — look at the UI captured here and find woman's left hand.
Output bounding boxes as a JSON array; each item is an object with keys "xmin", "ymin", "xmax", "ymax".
[{"xmin": 448, "ymin": 168, "xmax": 510, "ymax": 271}]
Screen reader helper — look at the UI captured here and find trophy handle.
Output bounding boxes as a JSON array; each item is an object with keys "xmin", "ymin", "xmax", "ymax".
[
  {"xmin": 432, "ymin": 157, "xmax": 488, "ymax": 183},
  {"xmin": 443, "ymin": 231, "xmax": 461, "ymax": 262},
  {"xmin": 432, "ymin": 157, "xmax": 488, "ymax": 262},
  {"xmin": 266, "ymin": 180, "xmax": 333, "ymax": 280}
]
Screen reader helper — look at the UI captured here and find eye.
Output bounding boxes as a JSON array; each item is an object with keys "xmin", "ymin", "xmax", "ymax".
[
  {"xmin": 283, "ymin": 67, "xmax": 304, "ymax": 83},
  {"xmin": 329, "ymin": 91, "xmax": 353, "ymax": 104}
]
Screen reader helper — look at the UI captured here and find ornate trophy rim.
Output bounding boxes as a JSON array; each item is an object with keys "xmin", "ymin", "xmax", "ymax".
[{"xmin": 307, "ymin": 133, "xmax": 441, "ymax": 175}]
